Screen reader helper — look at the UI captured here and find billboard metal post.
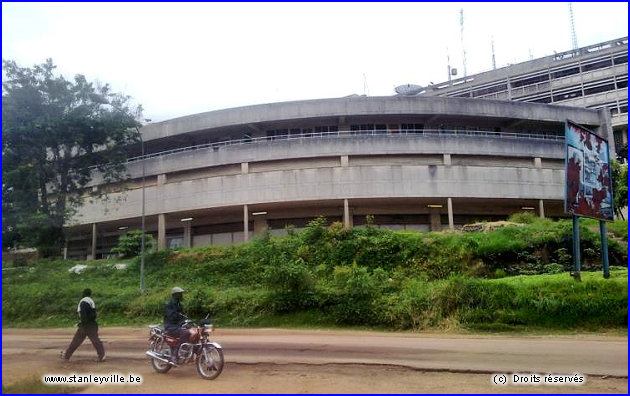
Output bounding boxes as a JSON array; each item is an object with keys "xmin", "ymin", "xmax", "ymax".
[
  {"xmin": 600, "ymin": 221, "xmax": 610, "ymax": 279},
  {"xmin": 571, "ymin": 215, "xmax": 581, "ymax": 282},
  {"xmin": 565, "ymin": 120, "xmax": 614, "ymax": 281}
]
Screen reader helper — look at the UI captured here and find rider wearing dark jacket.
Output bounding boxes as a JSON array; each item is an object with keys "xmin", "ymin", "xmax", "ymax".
[
  {"xmin": 164, "ymin": 292, "xmax": 185, "ymax": 332},
  {"xmin": 164, "ymin": 287, "xmax": 190, "ymax": 363}
]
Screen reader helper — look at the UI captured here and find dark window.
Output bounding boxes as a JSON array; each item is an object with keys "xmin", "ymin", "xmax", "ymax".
[
  {"xmin": 553, "ymin": 88, "xmax": 583, "ymax": 102},
  {"xmin": 581, "ymin": 58, "xmax": 612, "ymax": 72},
  {"xmin": 620, "ymin": 104, "xmax": 628, "ymax": 114},
  {"xmin": 583, "ymin": 83, "xmax": 616, "ymax": 96},
  {"xmin": 360, "ymin": 124, "xmax": 374, "ymax": 131},
  {"xmin": 400, "ymin": 123, "xmax": 424, "ymax": 133},
  {"xmin": 613, "ymin": 55, "xmax": 628, "ymax": 65},
  {"xmin": 313, "ymin": 125, "xmax": 338, "ymax": 134},
  {"xmin": 530, "ymin": 96, "xmax": 552, "ymax": 104},
  {"xmin": 472, "ymin": 84, "xmax": 507, "ymax": 97},
  {"xmin": 552, "ymin": 66, "xmax": 580, "ymax": 79},
  {"xmin": 617, "ymin": 78, "xmax": 628, "ymax": 89},
  {"xmin": 511, "ymin": 73, "xmax": 549, "ymax": 88},
  {"xmin": 350, "ymin": 124, "xmax": 373, "ymax": 134},
  {"xmin": 375, "ymin": 124, "xmax": 387, "ymax": 134}
]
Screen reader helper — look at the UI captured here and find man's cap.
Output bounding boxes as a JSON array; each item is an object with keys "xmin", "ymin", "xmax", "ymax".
[{"xmin": 171, "ymin": 286, "xmax": 185, "ymax": 295}]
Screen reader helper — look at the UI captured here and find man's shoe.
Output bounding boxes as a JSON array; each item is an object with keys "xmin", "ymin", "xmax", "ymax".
[
  {"xmin": 60, "ymin": 351, "xmax": 69, "ymax": 361},
  {"xmin": 97, "ymin": 356, "xmax": 106, "ymax": 363}
]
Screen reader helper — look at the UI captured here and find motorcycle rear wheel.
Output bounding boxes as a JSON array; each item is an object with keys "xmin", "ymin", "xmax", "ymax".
[
  {"xmin": 151, "ymin": 340, "xmax": 173, "ymax": 374},
  {"xmin": 195, "ymin": 345, "xmax": 224, "ymax": 380}
]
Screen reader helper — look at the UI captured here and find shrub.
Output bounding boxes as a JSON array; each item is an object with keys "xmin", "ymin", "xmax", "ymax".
[
  {"xmin": 111, "ymin": 230, "xmax": 155, "ymax": 258},
  {"xmin": 263, "ymin": 256, "xmax": 315, "ymax": 312},
  {"xmin": 544, "ymin": 263, "xmax": 565, "ymax": 274}
]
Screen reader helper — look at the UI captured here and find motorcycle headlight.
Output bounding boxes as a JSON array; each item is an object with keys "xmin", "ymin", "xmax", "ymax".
[{"xmin": 203, "ymin": 324, "xmax": 214, "ymax": 334}]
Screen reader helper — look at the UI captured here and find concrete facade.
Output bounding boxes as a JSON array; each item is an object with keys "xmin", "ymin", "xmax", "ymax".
[
  {"xmin": 420, "ymin": 36, "xmax": 628, "ymax": 154},
  {"xmin": 66, "ymin": 96, "xmax": 610, "ymax": 260}
]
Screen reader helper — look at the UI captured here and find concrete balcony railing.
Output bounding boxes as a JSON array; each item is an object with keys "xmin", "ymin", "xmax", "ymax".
[{"xmin": 123, "ymin": 129, "xmax": 565, "ymax": 165}]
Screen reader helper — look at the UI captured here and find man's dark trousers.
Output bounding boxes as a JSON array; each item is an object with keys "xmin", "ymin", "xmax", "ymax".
[{"xmin": 64, "ymin": 325, "xmax": 105, "ymax": 360}]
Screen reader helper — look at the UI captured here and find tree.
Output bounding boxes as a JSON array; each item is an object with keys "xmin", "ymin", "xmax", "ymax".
[
  {"xmin": 610, "ymin": 160, "xmax": 628, "ymax": 220},
  {"xmin": 2, "ymin": 59, "xmax": 141, "ymax": 256},
  {"xmin": 615, "ymin": 143, "xmax": 627, "ymax": 162}
]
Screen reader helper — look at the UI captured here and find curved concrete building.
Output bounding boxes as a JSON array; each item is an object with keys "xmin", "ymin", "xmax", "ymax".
[{"xmin": 67, "ymin": 96, "xmax": 613, "ymax": 259}]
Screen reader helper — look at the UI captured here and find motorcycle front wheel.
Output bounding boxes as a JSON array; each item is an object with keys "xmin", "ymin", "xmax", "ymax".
[
  {"xmin": 195, "ymin": 345, "xmax": 224, "ymax": 380},
  {"xmin": 151, "ymin": 340, "xmax": 173, "ymax": 374}
]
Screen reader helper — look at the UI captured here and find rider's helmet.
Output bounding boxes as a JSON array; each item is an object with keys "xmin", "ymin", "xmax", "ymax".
[{"xmin": 171, "ymin": 286, "xmax": 185, "ymax": 295}]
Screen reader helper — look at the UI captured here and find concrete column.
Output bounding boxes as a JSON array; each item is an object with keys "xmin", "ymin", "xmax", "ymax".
[
  {"xmin": 158, "ymin": 214, "xmax": 166, "ymax": 251},
  {"xmin": 90, "ymin": 223, "xmax": 97, "ymax": 261},
  {"xmin": 534, "ymin": 157, "xmax": 542, "ymax": 168},
  {"xmin": 443, "ymin": 154, "xmax": 452, "ymax": 166},
  {"xmin": 429, "ymin": 210, "xmax": 441, "ymax": 232},
  {"xmin": 241, "ymin": 162, "xmax": 249, "ymax": 174},
  {"xmin": 157, "ymin": 174, "xmax": 167, "ymax": 185},
  {"xmin": 447, "ymin": 198, "xmax": 454, "ymax": 230},
  {"xmin": 343, "ymin": 199, "xmax": 353, "ymax": 228},
  {"xmin": 183, "ymin": 222, "xmax": 192, "ymax": 249},
  {"xmin": 539, "ymin": 199, "xmax": 545, "ymax": 218},
  {"xmin": 243, "ymin": 204, "xmax": 249, "ymax": 242},
  {"xmin": 157, "ymin": 174, "xmax": 167, "ymax": 214},
  {"xmin": 597, "ymin": 109, "xmax": 616, "ymax": 158},
  {"xmin": 253, "ymin": 216, "xmax": 268, "ymax": 235},
  {"xmin": 340, "ymin": 155, "xmax": 349, "ymax": 167}
]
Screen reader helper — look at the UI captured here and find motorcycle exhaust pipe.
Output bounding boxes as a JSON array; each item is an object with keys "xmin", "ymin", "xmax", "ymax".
[{"xmin": 146, "ymin": 351, "xmax": 169, "ymax": 363}]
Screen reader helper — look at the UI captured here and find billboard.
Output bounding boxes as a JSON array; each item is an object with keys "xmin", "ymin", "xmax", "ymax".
[{"xmin": 564, "ymin": 120, "xmax": 614, "ymax": 221}]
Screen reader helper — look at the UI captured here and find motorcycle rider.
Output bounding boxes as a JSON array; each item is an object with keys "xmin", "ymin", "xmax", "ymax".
[{"xmin": 164, "ymin": 286, "xmax": 190, "ymax": 364}]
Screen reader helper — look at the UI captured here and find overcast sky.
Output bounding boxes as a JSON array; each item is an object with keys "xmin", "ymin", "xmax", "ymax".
[{"xmin": 2, "ymin": 2, "xmax": 628, "ymax": 122}]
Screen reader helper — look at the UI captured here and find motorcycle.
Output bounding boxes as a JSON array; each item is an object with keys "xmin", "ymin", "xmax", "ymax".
[{"xmin": 145, "ymin": 314, "xmax": 224, "ymax": 380}]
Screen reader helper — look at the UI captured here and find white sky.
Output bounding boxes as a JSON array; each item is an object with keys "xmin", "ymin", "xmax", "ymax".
[{"xmin": 2, "ymin": 2, "xmax": 628, "ymax": 122}]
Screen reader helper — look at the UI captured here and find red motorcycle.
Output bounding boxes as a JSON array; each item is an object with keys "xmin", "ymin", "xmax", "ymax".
[{"xmin": 145, "ymin": 315, "xmax": 224, "ymax": 380}]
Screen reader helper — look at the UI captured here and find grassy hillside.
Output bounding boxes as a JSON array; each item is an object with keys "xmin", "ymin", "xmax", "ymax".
[{"xmin": 2, "ymin": 215, "xmax": 627, "ymax": 331}]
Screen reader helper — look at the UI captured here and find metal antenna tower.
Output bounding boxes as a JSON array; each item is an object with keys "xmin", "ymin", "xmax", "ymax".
[
  {"xmin": 569, "ymin": 2, "xmax": 578, "ymax": 50},
  {"xmin": 491, "ymin": 37, "xmax": 496, "ymax": 70},
  {"xmin": 460, "ymin": 8, "xmax": 467, "ymax": 77}
]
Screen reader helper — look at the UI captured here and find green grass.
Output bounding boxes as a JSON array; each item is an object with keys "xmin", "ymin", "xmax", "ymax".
[
  {"xmin": 582, "ymin": 218, "xmax": 628, "ymax": 240},
  {"xmin": 608, "ymin": 219, "xmax": 628, "ymax": 240},
  {"xmin": 2, "ymin": 376, "xmax": 85, "ymax": 394}
]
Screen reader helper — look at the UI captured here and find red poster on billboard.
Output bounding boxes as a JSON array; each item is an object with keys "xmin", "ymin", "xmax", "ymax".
[{"xmin": 564, "ymin": 120, "xmax": 614, "ymax": 221}]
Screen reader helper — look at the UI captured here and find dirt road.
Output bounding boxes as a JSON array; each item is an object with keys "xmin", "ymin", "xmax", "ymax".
[{"xmin": 2, "ymin": 327, "xmax": 627, "ymax": 393}]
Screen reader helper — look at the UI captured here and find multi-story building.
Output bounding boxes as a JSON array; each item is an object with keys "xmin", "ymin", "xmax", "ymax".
[
  {"xmin": 420, "ymin": 36, "xmax": 627, "ymax": 154},
  {"xmin": 66, "ymin": 96, "xmax": 612, "ymax": 259}
]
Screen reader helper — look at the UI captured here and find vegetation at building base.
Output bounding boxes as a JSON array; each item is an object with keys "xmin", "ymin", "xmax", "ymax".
[{"xmin": 2, "ymin": 214, "xmax": 627, "ymax": 331}]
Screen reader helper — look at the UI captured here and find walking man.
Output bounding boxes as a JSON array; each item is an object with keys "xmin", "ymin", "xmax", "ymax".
[{"xmin": 61, "ymin": 288, "xmax": 105, "ymax": 362}]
